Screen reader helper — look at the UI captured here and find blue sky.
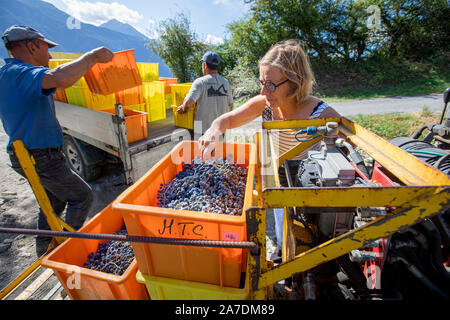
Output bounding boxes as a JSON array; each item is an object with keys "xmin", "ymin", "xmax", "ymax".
[{"xmin": 43, "ymin": 0, "xmax": 252, "ymax": 44}]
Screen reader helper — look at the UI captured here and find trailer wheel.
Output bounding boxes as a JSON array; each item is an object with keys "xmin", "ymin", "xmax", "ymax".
[{"xmin": 63, "ymin": 136, "xmax": 102, "ymax": 181}]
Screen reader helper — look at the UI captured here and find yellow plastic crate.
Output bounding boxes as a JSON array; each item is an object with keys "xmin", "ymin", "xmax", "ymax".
[
  {"xmin": 136, "ymin": 271, "xmax": 249, "ymax": 300},
  {"xmin": 170, "ymin": 83, "xmax": 192, "ymax": 106},
  {"xmin": 49, "ymin": 52, "xmax": 83, "ymax": 59},
  {"xmin": 170, "ymin": 83, "xmax": 194, "ymax": 129},
  {"xmin": 65, "ymin": 86, "xmax": 89, "ymax": 108},
  {"xmin": 124, "ymin": 103, "xmax": 146, "ymax": 113},
  {"xmin": 48, "ymin": 59, "xmax": 72, "ymax": 69},
  {"xmin": 142, "ymin": 81, "xmax": 166, "ymax": 122},
  {"xmin": 85, "ymin": 92, "xmax": 116, "ymax": 110},
  {"xmin": 65, "ymin": 76, "xmax": 115, "ymax": 109},
  {"xmin": 65, "ymin": 77, "xmax": 90, "ymax": 107},
  {"xmin": 171, "ymin": 105, "xmax": 196, "ymax": 130},
  {"xmin": 137, "ymin": 63, "xmax": 159, "ymax": 82},
  {"xmin": 165, "ymin": 93, "xmax": 173, "ymax": 110},
  {"xmin": 72, "ymin": 76, "xmax": 89, "ymax": 89}
]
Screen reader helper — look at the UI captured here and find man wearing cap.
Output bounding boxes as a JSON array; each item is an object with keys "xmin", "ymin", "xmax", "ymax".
[
  {"xmin": 177, "ymin": 51, "xmax": 233, "ymax": 136},
  {"xmin": 0, "ymin": 25, "xmax": 114, "ymax": 256}
]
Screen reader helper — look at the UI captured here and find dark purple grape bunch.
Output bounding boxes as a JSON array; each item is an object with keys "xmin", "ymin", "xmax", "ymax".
[
  {"xmin": 157, "ymin": 156, "xmax": 248, "ymax": 215},
  {"xmin": 83, "ymin": 225, "xmax": 134, "ymax": 276}
]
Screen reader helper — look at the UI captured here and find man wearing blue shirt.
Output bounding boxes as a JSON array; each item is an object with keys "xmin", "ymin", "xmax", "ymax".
[{"xmin": 0, "ymin": 25, "xmax": 114, "ymax": 256}]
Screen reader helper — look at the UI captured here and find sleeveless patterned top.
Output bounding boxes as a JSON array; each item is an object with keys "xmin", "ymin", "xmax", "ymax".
[{"xmin": 262, "ymin": 101, "xmax": 330, "ymax": 160}]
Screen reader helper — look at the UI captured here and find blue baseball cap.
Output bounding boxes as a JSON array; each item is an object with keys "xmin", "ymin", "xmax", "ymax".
[
  {"xmin": 201, "ymin": 51, "xmax": 220, "ymax": 66},
  {"xmin": 2, "ymin": 25, "xmax": 58, "ymax": 48}
]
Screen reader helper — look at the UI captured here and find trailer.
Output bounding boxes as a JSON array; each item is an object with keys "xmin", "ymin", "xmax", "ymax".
[{"xmin": 54, "ymin": 101, "xmax": 190, "ymax": 184}]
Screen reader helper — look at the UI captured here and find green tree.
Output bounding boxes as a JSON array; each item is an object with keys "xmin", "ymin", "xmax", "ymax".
[
  {"xmin": 228, "ymin": 0, "xmax": 449, "ymax": 66},
  {"xmin": 146, "ymin": 12, "xmax": 197, "ymax": 82},
  {"xmin": 227, "ymin": 0, "xmax": 376, "ymax": 67},
  {"xmin": 373, "ymin": 0, "xmax": 450, "ymax": 60},
  {"xmin": 146, "ymin": 12, "xmax": 239, "ymax": 82}
]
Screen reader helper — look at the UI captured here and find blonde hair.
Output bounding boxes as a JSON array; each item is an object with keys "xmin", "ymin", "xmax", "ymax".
[{"xmin": 259, "ymin": 39, "xmax": 315, "ymax": 104}]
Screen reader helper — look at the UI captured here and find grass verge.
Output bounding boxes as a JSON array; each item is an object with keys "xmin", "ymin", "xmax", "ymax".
[{"xmin": 349, "ymin": 108, "xmax": 440, "ymax": 141}]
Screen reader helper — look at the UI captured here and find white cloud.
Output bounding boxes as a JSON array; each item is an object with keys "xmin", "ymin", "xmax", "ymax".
[
  {"xmin": 213, "ymin": 0, "xmax": 231, "ymax": 4},
  {"xmin": 213, "ymin": 0, "xmax": 246, "ymax": 7},
  {"xmin": 61, "ymin": 0, "xmax": 143, "ymax": 26},
  {"xmin": 205, "ymin": 34, "xmax": 224, "ymax": 45}
]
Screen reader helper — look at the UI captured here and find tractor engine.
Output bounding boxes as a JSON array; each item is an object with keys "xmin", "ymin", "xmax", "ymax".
[
  {"xmin": 294, "ymin": 141, "xmax": 357, "ymax": 240},
  {"xmin": 278, "ymin": 115, "xmax": 450, "ymax": 300},
  {"xmin": 280, "ymin": 125, "xmax": 390, "ymax": 300}
]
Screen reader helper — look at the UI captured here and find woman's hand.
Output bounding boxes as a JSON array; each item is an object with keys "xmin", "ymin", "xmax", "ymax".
[
  {"xmin": 198, "ymin": 126, "xmax": 222, "ymax": 157},
  {"xmin": 198, "ymin": 95, "xmax": 265, "ymax": 156}
]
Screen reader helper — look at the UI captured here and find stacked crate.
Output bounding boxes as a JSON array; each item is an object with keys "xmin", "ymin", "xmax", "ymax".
[
  {"xmin": 49, "ymin": 51, "xmax": 186, "ymax": 144},
  {"xmin": 112, "ymin": 141, "xmax": 255, "ymax": 299}
]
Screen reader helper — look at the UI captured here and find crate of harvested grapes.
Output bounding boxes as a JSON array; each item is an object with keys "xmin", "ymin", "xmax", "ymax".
[
  {"xmin": 112, "ymin": 141, "xmax": 256, "ymax": 289},
  {"xmin": 41, "ymin": 203, "xmax": 149, "ymax": 300}
]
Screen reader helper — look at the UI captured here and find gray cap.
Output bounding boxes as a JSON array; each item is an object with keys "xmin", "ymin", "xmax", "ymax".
[{"xmin": 2, "ymin": 25, "xmax": 58, "ymax": 48}]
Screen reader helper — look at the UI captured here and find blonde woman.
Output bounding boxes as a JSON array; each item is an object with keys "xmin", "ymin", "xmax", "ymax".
[
  {"xmin": 199, "ymin": 39, "xmax": 340, "ymax": 155},
  {"xmin": 199, "ymin": 39, "xmax": 341, "ymax": 257}
]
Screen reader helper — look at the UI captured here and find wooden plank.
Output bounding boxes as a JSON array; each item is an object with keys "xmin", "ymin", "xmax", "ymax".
[
  {"xmin": 42, "ymin": 282, "xmax": 62, "ymax": 300},
  {"xmin": 14, "ymin": 268, "xmax": 54, "ymax": 300}
]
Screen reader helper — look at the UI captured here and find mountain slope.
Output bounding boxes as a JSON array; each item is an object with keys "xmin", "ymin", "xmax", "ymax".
[
  {"xmin": 99, "ymin": 19, "xmax": 148, "ymax": 41},
  {"xmin": 0, "ymin": 0, "xmax": 172, "ymax": 77}
]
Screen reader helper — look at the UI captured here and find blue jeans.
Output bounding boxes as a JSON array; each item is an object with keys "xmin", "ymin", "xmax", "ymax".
[{"xmin": 9, "ymin": 148, "xmax": 93, "ymax": 232}]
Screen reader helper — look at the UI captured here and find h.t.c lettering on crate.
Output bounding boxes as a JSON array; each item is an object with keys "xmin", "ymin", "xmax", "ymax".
[{"xmin": 157, "ymin": 218, "xmax": 204, "ymax": 237}]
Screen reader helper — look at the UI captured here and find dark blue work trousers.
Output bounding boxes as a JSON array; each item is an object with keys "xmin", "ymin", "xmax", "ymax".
[{"xmin": 9, "ymin": 148, "xmax": 93, "ymax": 232}]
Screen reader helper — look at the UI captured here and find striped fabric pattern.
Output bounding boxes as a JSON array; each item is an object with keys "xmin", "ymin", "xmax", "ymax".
[{"xmin": 262, "ymin": 101, "xmax": 330, "ymax": 160}]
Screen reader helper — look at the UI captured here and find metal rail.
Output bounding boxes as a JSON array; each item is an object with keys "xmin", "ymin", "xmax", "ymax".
[{"xmin": 0, "ymin": 227, "xmax": 258, "ymax": 251}]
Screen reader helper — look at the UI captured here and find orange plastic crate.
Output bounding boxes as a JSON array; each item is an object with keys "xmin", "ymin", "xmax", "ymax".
[
  {"xmin": 115, "ymin": 85, "xmax": 144, "ymax": 106},
  {"xmin": 101, "ymin": 108, "xmax": 148, "ymax": 143},
  {"xmin": 112, "ymin": 141, "xmax": 256, "ymax": 288},
  {"xmin": 54, "ymin": 88, "xmax": 68, "ymax": 103},
  {"xmin": 41, "ymin": 203, "xmax": 149, "ymax": 300},
  {"xmin": 159, "ymin": 77, "xmax": 178, "ymax": 94},
  {"xmin": 84, "ymin": 49, "xmax": 142, "ymax": 95}
]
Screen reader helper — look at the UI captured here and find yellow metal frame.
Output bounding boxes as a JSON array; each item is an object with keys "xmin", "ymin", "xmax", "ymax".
[
  {"xmin": 0, "ymin": 141, "xmax": 75, "ymax": 300},
  {"xmin": 11, "ymin": 141, "xmax": 75, "ymax": 236},
  {"xmin": 246, "ymin": 117, "xmax": 450, "ymax": 299}
]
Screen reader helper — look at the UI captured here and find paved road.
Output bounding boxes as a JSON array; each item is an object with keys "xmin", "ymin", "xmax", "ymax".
[
  {"xmin": 226, "ymin": 93, "xmax": 447, "ymax": 138},
  {"xmin": 331, "ymin": 93, "xmax": 445, "ymax": 116}
]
